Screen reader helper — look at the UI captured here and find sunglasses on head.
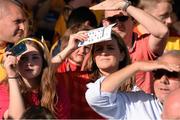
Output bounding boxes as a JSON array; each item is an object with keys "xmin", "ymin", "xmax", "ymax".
[
  {"xmin": 153, "ymin": 69, "xmax": 180, "ymax": 79},
  {"xmin": 106, "ymin": 15, "xmax": 129, "ymax": 24}
]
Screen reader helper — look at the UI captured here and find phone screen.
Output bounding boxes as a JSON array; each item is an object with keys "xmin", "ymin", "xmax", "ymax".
[{"xmin": 9, "ymin": 42, "xmax": 27, "ymax": 56}]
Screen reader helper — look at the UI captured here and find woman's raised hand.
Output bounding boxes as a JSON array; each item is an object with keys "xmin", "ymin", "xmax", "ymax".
[{"xmin": 67, "ymin": 31, "xmax": 88, "ymax": 51}]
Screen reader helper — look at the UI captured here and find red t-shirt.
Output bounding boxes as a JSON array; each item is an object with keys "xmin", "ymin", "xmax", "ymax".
[
  {"xmin": 0, "ymin": 83, "xmax": 9, "ymax": 119},
  {"xmin": 0, "ymin": 83, "xmax": 70, "ymax": 119},
  {"xmin": 57, "ymin": 59, "xmax": 81, "ymax": 73},
  {"xmin": 55, "ymin": 82, "xmax": 71, "ymax": 118},
  {"xmin": 129, "ymin": 33, "xmax": 158, "ymax": 93},
  {"xmin": 56, "ymin": 71, "xmax": 103, "ymax": 119},
  {"xmin": 23, "ymin": 88, "xmax": 70, "ymax": 118}
]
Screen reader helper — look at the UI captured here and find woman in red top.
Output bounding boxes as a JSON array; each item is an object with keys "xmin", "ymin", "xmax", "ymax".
[
  {"xmin": 52, "ymin": 24, "xmax": 92, "ymax": 73},
  {"xmin": 51, "ymin": 24, "xmax": 102, "ymax": 118},
  {"xmin": 52, "ymin": 26, "xmax": 133, "ymax": 118}
]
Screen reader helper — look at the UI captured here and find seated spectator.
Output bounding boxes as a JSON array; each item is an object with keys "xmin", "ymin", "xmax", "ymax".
[
  {"xmin": 161, "ymin": 88, "xmax": 180, "ymax": 120},
  {"xmin": 86, "ymin": 50, "xmax": 180, "ymax": 119}
]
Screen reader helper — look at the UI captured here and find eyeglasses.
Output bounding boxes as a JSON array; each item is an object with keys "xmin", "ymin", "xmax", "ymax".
[
  {"xmin": 153, "ymin": 69, "xmax": 180, "ymax": 79},
  {"xmin": 106, "ymin": 15, "xmax": 129, "ymax": 24}
]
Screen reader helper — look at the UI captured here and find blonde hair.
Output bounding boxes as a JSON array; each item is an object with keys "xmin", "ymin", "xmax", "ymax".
[{"xmin": 16, "ymin": 38, "xmax": 57, "ymax": 115}]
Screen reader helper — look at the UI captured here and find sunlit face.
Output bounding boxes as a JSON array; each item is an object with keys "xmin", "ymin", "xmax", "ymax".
[
  {"xmin": 17, "ymin": 44, "xmax": 43, "ymax": 80},
  {"xmin": 153, "ymin": 55, "xmax": 180, "ymax": 103},
  {"xmin": 149, "ymin": 2, "xmax": 173, "ymax": 27},
  {"xmin": 162, "ymin": 89, "xmax": 180, "ymax": 120},
  {"xmin": 0, "ymin": 4, "xmax": 27, "ymax": 43},
  {"xmin": 69, "ymin": 46, "xmax": 90, "ymax": 65},
  {"xmin": 103, "ymin": 10, "xmax": 133, "ymax": 40},
  {"xmin": 93, "ymin": 39, "xmax": 124, "ymax": 74}
]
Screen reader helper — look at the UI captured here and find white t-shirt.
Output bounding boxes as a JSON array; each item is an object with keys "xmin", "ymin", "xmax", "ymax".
[{"xmin": 85, "ymin": 76, "xmax": 163, "ymax": 120}]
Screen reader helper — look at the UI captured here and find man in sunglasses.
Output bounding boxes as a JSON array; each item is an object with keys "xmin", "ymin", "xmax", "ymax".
[
  {"xmin": 90, "ymin": 0, "xmax": 169, "ymax": 94},
  {"xmin": 86, "ymin": 50, "xmax": 180, "ymax": 119}
]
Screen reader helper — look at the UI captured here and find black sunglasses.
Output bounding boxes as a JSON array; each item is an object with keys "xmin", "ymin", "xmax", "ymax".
[
  {"xmin": 153, "ymin": 69, "xmax": 180, "ymax": 79},
  {"xmin": 106, "ymin": 15, "xmax": 129, "ymax": 24}
]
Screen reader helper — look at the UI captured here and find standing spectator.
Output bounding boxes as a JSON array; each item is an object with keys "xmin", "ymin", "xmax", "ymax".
[
  {"xmin": 91, "ymin": 0, "xmax": 169, "ymax": 93},
  {"xmin": 52, "ymin": 29, "xmax": 132, "ymax": 118},
  {"xmin": 3, "ymin": 38, "xmax": 69, "ymax": 119},
  {"xmin": 133, "ymin": 0, "xmax": 174, "ymax": 91},
  {"xmin": 0, "ymin": 0, "xmax": 29, "ymax": 81},
  {"xmin": 0, "ymin": 0, "xmax": 29, "ymax": 118},
  {"xmin": 86, "ymin": 50, "xmax": 180, "ymax": 119}
]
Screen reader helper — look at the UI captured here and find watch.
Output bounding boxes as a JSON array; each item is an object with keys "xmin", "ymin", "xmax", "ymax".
[{"xmin": 122, "ymin": 1, "xmax": 132, "ymax": 11}]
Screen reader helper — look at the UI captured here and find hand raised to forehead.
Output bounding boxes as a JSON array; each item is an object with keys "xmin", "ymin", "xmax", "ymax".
[
  {"xmin": 90, "ymin": 0, "xmax": 127, "ymax": 10},
  {"xmin": 134, "ymin": 61, "xmax": 180, "ymax": 73},
  {"xmin": 167, "ymin": 64, "xmax": 180, "ymax": 72},
  {"xmin": 67, "ymin": 31, "xmax": 88, "ymax": 51}
]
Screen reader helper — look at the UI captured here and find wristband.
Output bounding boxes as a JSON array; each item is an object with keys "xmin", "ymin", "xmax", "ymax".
[{"xmin": 122, "ymin": 1, "xmax": 132, "ymax": 11}]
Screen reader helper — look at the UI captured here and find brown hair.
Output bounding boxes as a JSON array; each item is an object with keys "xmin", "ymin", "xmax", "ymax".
[
  {"xmin": 88, "ymin": 31, "xmax": 134, "ymax": 91},
  {"xmin": 16, "ymin": 38, "xmax": 56, "ymax": 115}
]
